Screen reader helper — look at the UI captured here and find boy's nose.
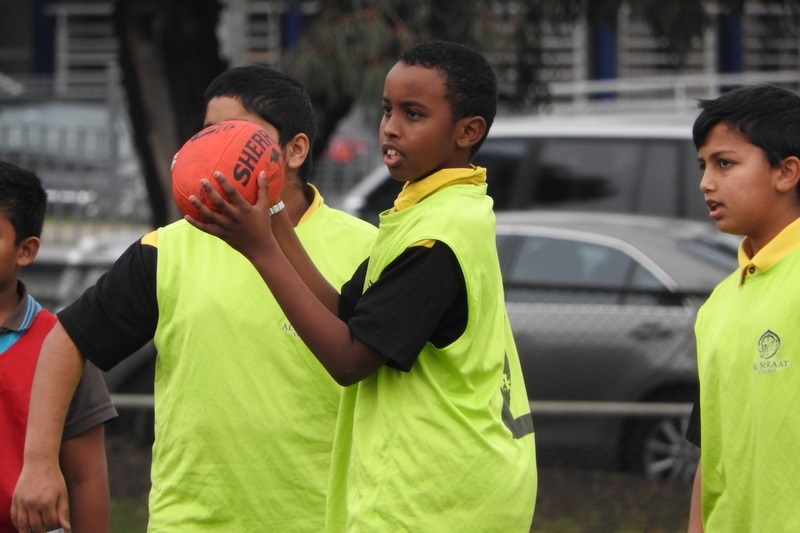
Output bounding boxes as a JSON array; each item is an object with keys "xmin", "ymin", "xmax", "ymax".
[
  {"xmin": 699, "ymin": 171, "xmax": 713, "ymax": 193},
  {"xmin": 381, "ymin": 116, "xmax": 399, "ymax": 138}
]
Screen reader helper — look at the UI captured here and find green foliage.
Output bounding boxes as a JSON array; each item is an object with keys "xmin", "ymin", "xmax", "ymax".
[
  {"xmin": 630, "ymin": 0, "xmax": 710, "ymax": 68},
  {"xmin": 281, "ymin": 2, "xmax": 414, "ymax": 157}
]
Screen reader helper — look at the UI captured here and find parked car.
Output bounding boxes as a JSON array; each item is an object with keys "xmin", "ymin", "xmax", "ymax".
[
  {"xmin": 336, "ymin": 111, "xmax": 705, "ymax": 225},
  {"xmin": 496, "ymin": 211, "xmax": 738, "ymax": 480}
]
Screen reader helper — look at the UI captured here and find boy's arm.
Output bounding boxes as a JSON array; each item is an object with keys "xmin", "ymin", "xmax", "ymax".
[
  {"xmin": 272, "ymin": 202, "xmax": 340, "ymax": 314},
  {"xmin": 188, "ymin": 173, "xmax": 387, "ymax": 385},
  {"xmin": 11, "ymin": 322, "xmax": 85, "ymax": 533},
  {"xmin": 192, "ymin": 173, "xmax": 340, "ymax": 313},
  {"xmin": 59, "ymin": 424, "xmax": 111, "ymax": 533},
  {"xmin": 687, "ymin": 461, "xmax": 703, "ymax": 532}
]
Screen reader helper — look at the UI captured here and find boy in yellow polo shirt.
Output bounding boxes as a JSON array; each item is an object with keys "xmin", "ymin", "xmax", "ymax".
[
  {"xmin": 686, "ymin": 84, "xmax": 800, "ymax": 532},
  {"xmin": 188, "ymin": 40, "xmax": 537, "ymax": 531}
]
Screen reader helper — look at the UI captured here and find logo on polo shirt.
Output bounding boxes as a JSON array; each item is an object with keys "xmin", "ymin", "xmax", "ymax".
[{"xmin": 752, "ymin": 329, "xmax": 790, "ymax": 374}]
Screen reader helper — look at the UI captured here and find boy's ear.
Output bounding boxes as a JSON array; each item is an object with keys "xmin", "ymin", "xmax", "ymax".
[
  {"xmin": 777, "ymin": 155, "xmax": 800, "ymax": 194},
  {"xmin": 282, "ymin": 132, "xmax": 310, "ymax": 174},
  {"xmin": 455, "ymin": 116, "xmax": 487, "ymax": 151},
  {"xmin": 16, "ymin": 236, "xmax": 40, "ymax": 267}
]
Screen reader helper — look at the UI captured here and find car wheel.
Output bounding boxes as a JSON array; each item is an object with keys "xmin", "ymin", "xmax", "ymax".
[
  {"xmin": 636, "ymin": 414, "xmax": 699, "ymax": 482},
  {"xmin": 622, "ymin": 387, "xmax": 699, "ymax": 482}
]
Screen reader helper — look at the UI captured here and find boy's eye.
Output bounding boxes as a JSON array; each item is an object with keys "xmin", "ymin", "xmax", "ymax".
[
  {"xmin": 405, "ymin": 109, "xmax": 421, "ymax": 119},
  {"xmin": 719, "ymin": 159, "xmax": 732, "ymax": 168},
  {"xmin": 382, "ymin": 105, "xmax": 391, "ymax": 116}
]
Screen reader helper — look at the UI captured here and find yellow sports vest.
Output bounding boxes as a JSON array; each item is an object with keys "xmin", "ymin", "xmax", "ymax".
[
  {"xmin": 326, "ymin": 182, "xmax": 537, "ymax": 532},
  {"xmin": 149, "ymin": 202, "xmax": 376, "ymax": 532},
  {"xmin": 696, "ymin": 249, "xmax": 800, "ymax": 531}
]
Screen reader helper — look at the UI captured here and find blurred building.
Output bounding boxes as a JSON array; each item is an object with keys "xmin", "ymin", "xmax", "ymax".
[
  {"xmin": 0, "ymin": 0, "xmax": 796, "ymax": 253},
  {"xmin": 0, "ymin": 0, "xmax": 116, "ymax": 99},
  {"xmin": 1, "ymin": 1, "xmax": 798, "ymax": 100}
]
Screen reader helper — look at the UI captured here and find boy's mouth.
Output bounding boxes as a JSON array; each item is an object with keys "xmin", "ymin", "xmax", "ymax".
[
  {"xmin": 706, "ymin": 199, "xmax": 722, "ymax": 219},
  {"xmin": 384, "ymin": 147, "xmax": 403, "ymax": 166}
]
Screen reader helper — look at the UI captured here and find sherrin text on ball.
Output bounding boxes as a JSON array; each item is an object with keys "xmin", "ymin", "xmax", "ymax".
[{"xmin": 171, "ymin": 119, "xmax": 284, "ymax": 220}]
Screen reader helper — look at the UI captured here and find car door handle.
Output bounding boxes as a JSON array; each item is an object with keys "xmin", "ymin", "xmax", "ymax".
[{"xmin": 630, "ymin": 322, "xmax": 673, "ymax": 340}]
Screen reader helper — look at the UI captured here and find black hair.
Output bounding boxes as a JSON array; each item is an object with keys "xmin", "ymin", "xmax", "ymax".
[
  {"xmin": 0, "ymin": 160, "xmax": 47, "ymax": 243},
  {"xmin": 204, "ymin": 65, "xmax": 316, "ymax": 183},
  {"xmin": 693, "ymin": 85, "xmax": 800, "ymax": 168},
  {"xmin": 400, "ymin": 40, "xmax": 497, "ymax": 156}
]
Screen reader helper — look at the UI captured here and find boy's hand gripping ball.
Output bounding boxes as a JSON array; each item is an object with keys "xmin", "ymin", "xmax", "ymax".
[{"xmin": 171, "ymin": 120, "xmax": 284, "ymax": 220}]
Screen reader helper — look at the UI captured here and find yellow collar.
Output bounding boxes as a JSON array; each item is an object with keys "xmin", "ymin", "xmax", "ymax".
[
  {"xmin": 738, "ymin": 216, "xmax": 800, "ymax": 283},
  {"xmin": 392, "ymin": 166, "xmax": 487, "ymax": 212},
  {"xmin": 297, "ymin": 183, "xmax": 323, "ymax": 225}
]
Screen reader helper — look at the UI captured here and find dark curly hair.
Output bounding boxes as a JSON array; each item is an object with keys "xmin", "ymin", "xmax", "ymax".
[{"xmin": 400, "ymin": 40, "xmax": 497, "ymax": 156}]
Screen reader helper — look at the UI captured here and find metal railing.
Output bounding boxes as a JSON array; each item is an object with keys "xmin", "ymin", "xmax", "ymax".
[
  {"xmin": 546, "ymin": 70, "xmax": 800, "ymax": 113},
  {"xmin": 531, "ymin": 400, "xmax": 691, "ymax": 417},
  {"xmin": 110, "ymin": 393, "xmax": 691, "ymax": 418}
]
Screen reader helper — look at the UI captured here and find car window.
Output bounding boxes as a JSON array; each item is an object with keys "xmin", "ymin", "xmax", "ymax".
[
  {"xmin": 636, "ymin": 142, "xmax": 681, "ymax": 217},
  {"xmin": 501, "ymin": 234, "xmax": 670, "ymax": 305},
  {"xmin": 348, "ymin": 126, "xmax": 705, "ymax": 224},
  {"xmin": 531, "ymin": 138, "xmax": 641, "ymax": 211},
  {"xmin": 476, "ymin": 137, "xmax": 698, "ymax": 217},
  {"xmin": 679, "ymin": 235, "xmax": 740, "ymax": 272},
  {"xmin": 474, "ymin": 139, "xmax": 528, "ymax": 209}
]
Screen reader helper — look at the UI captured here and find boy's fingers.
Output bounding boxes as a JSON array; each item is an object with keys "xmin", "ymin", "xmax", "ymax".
[
  {"xmin": 200, "ymin": 177, "xmax": 232, "ymax": 212},
  {"xmin": 57, "ymin": 495, "xmax": 71, "ymax": 531},
  {"xmin": 254, "ymin": 172, "xmax": 271, "ymax": 207},
  {"xmin": 10, "ymin": 499, "xmax": 46, "ymax": 532},
  {"xmin": 13, "ymin": 509, "xmax": 40, "ymax": 532},
  {"xmin": 184, "ymin": 212, "xmax": 215, "ymax": 234},
  {"xmin": 186, "ymin": 191, "xmax": 248, "ymax": 241},
  {"xmin": 187, "ymin": 195, "xmax": 219, "ymax": 221},
  {"xmin": 212, "ymin": 171, "xmax": 251, "ymax": 207},
  {"xmin": 9, "ymin": 502, "xmax": 24, "ymax": 530}
]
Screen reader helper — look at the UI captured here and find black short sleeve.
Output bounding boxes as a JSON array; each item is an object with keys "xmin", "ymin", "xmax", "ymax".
[
  {"xmin": 339, "ymin": 258, "xmax": 368, "ymax": 323},
  {"xmin": 343, "ymin": 242, "xmax": 467, "ymax": 371},
  {"xmin": 58, "ymin": 239, "xmax": 158, "ymax": 371}
]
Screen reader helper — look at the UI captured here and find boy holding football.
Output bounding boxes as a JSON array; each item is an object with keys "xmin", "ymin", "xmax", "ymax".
[
  {"xmin": 188, "ymin": 41, "xmax": 537, "ymax": 531},
  {"xmin": 12, "ymin": 67, "xmax": 377, "ymax": 532}
]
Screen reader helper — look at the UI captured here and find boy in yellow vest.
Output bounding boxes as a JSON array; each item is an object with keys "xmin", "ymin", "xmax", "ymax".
[
  {"xmin": 12, "ymin": 67, "xmax": 377, "ymax": 532},
  {"xmin": 188, "ymin": 40, "xmax": 537, "ymax": 532},
  {"xmin": 686, "ymin": 84, "xmax": 800, "ymax": 532}
]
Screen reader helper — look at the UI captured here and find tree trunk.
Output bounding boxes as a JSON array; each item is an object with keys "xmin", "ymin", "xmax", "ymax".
[{"xmin": 113, "ymin": 0, "xmax": 227, "ymax": 226}]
